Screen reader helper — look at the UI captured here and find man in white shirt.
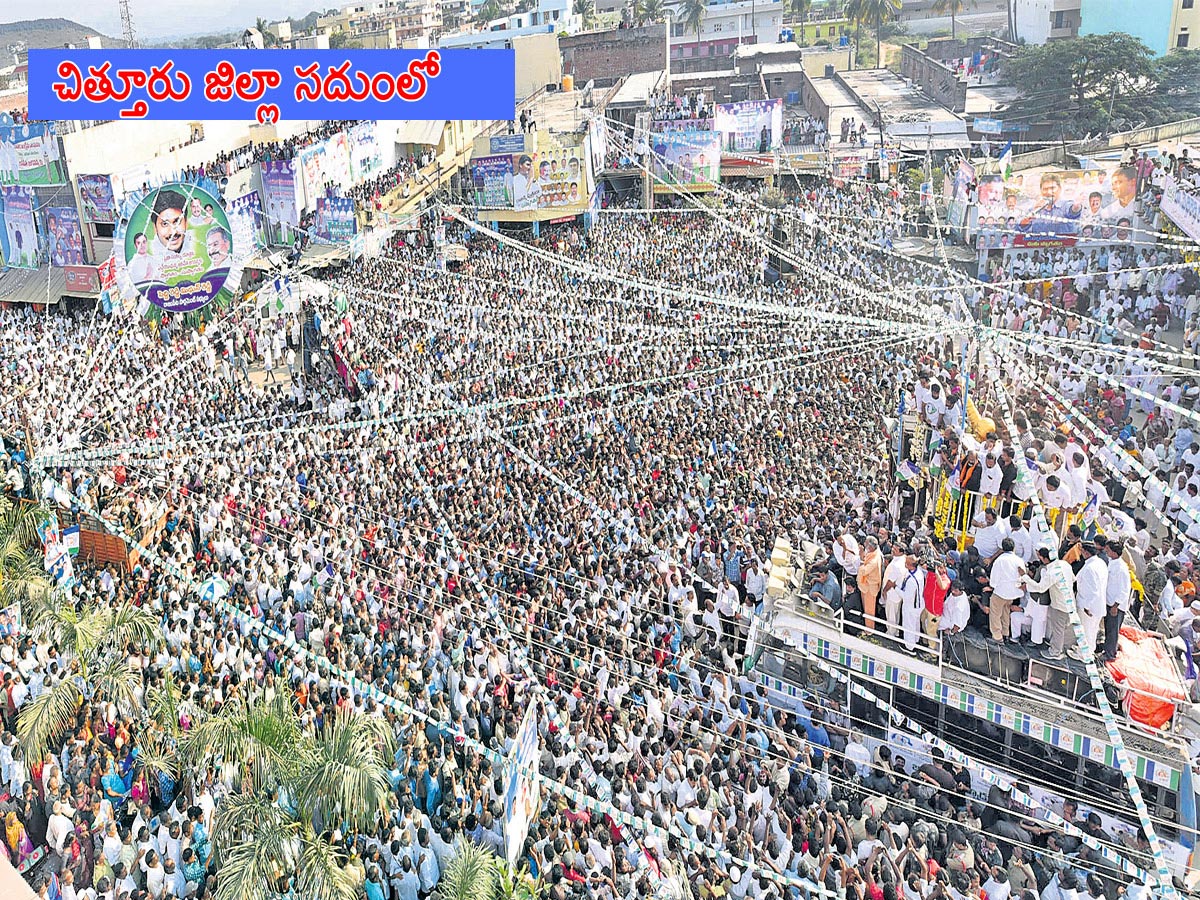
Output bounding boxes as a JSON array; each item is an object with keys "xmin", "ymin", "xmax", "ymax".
[
  {"xmin": 988, "ymin": 538, "xmax": 1026, "ymax": 643},
  {"xmin": 1102, "ymin": 537, "xmax": 1132, "ymax": 660},
  {"xmin": 1072, "ymin": 542, "xmax": 1108, "ymax": 660},
  {"xmin": 1024, "ymin": 548, "xmax": 1076, "ymax": 659},
  {"xmin": 972, "ymin": 509, "xmax": 1007, "ymax": 561},
  {"xmin": 881, "ymin": 545, "xmax": 911, "ymax": 638},
  {"xmin": 939, "ymin": 580, "xmax": 971, "ymax": 634}
]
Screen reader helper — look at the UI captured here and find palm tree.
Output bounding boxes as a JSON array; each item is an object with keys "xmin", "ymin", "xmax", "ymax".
[
  {"xmin": 790, "ymin": 0, "xmax": 813, "ymax": 44},
  {"xmin": 932, "ymin": 0, "xmax": 971, "ymax": 40},
  {"xmin": 844, "ymin": 0, "xmax": 865, "ymax": 68},
  {"xmin": 17, "ymin": 593, "xmax": 163, "ymax": 762},
  {"xmin": 437, "ymin": 842, "xmax": 498, "ymax": 900},
  {"xmin": 856, "ymin": 0, "xmax": 901, "ymax": 67},
  {"xmin": 493, "ymin": 857, "xmax": 545, "ymax": 900},
  {"xmin": 642, "ymin": 0, "xmax": 667, "ymax": 23},
  {"xmin": 199, "ymin": 705, "xmax": 396, "ymax": 900},
  {"xmin": 0, "ymin": 499, "xmax": 51, "ymax": 612},
  {"xmin": 476, "ymin": 0, "xmax": 503, "ymax": 24},
  {"xmin": 628, "ymin": 0, "xmax": 648, "ymax": 26},
  {"xmin": 676, "ymin": 0, "xmax": 708, "ymax": 43},
  {"xmin": 573, "ymin": 0, "xmax": 597, "ymax": 29}
]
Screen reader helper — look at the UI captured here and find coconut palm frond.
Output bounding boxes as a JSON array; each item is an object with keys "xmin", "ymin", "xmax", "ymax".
[
  {"xmin": 106, "ymin": 600, "xmax": 166, "ymax": 651},
  {"xmin": 17, "ymin": 676, "xmax": 82, "ymax": 762},
  {"xmin": 146, "ymin": 669, "xmax": 186, "ymax": 736},
  {"xmin": 0, "ymin": 498, "xmax": 46, "ymax": 550},
  {"xmin": 0, "ymin": 549, "xmax": 52, "ymax": 612},
  {"xmin": 180, "ymin": 695, "xmax": 303, "ymax": 791},
  {"xmin": 293, "ymin": 828, "xmax": 358, "ymax": 900},
  {"xmin": 295, "ymin": 709, "xmax": 393, "ymax": 833},
  {"xmin": 212, "ymin": 793, "xmax": 294, "ymax": 850},
  {"xmin": 90, "ymin": 655, "xmax": 143, "ymax": 715},
  {"xmin": 211, "ymin": 814, "xmax": 301, "ymax": 900},
  {"xmin": 436, "ymin": 841, "xmax": 498, "ymax": 900},
  {"xmin": 137, "ymin": 735, "xmax": 180, "ymax": 783}
]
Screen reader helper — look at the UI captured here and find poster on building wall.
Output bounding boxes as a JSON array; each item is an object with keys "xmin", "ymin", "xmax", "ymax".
[
  {"xmin": 316, "ymin": 197, "xmax": 357, "ymax": 241},
  {"xmin": 45, "ymin": 207, "xmax": 84, "ymax": 266},
  {"xmin": 78, "ymin": 174, "xmax": 117, "ymax": 223},
  {"xmin": 297, "ymin": 142, "xmax": 328, "ymax": 207},
  {"xmin": 532, "ymin": 143, "xmax": 587, "ymax": 212},
  {"xmin": 975, "ymin": 164, "xmax": 1153, "ymax": 247},
  {"xmin": 0, "ymin": 186, "xmax": 39, "ymax": 269},
  {"xmin": 0, "ymin": 114, "xmax": 66, "ymax": 186},
  {"xmin": 650, "ymin": 130, "xmax": 721, "ymax": 193},
  {"xmin": 323, "ymin": 131, "xmax": 353, "ymax": 193},
  {"xmin": 471, "ymin": 154, "xmax": 515, "ymax": 208},
  {"xmin": 260, "ymin": 160, "xmax": 301, "ymax": 243},
  {"xmin": 714, "ymin": 99, "xmax": 783, "ymax": 152}
]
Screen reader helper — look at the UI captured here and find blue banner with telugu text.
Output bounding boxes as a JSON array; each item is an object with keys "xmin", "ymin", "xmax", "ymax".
[{"xmin": 29, "ymin": 49, "xmax": 515, "ymax": 123}]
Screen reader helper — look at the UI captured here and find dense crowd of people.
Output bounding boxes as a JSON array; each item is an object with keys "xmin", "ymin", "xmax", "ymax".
[{"xmin": 1, "ymin": 160, "xmax": 1198, "ymax": 900}]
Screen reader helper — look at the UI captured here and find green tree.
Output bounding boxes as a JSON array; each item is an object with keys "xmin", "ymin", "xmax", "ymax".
[
  {"xmin": 675, "ymin": 0, "xmax": 709, "ymax": 43},
  {"xmin": 642, "ymin": 0, "xmax": 667, "ymax": 24},
  {"xmin": 0, "ymin": 499, "xmax": 51, "ymax": 611},
  {"xmin": 476, "ymin": 0, "xmax": 503, "ymax": 23},
  {"xmin": 193, "ymin": 703, "xmax": 395, "ymax": 900},
  {"xmin": 573, "ymin": 0, "xmax": 597, "ymax": 28},
  {"xmin": 1147, "ymin": 49, "xmax": 1200, "ymax": 122},
  {"xmin": 1003, "ymin": 33, "xmax": 1158, "ymax": 137},
  {"xmin": 931, "ymin": 0, "xmax": 971, "ymax": 41},
  {"xmin": 790, "ymin": 0, "xmax": 812, "ymax": 43},
  {"xmin": 859, "ymin": 0, "xmax": 901, "ymax": 67},
  {"xmin": 328, "ymin": 31, "xmax": 363, "ymax": 48},
  {"xmin": 436, "ymin": 842, "xmax": 498, "ymax": 900},
  {"xmin": 17, "ymin": 592, "xmax": 163, "ymax": 762},
  {"xmin": 254, "ymin": 17, "xmax": 278, "ymax": 47}
]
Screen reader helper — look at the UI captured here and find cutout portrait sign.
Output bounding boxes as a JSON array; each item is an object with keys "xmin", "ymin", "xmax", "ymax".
[{"xmin": 123, "ymin": 182, "xmax": 232, "ymax": 313}]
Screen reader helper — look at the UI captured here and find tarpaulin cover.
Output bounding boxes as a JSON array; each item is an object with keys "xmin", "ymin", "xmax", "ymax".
[{"xmin": 1106, "ymin": 627, "xmax": 1187, "ymax": 730}]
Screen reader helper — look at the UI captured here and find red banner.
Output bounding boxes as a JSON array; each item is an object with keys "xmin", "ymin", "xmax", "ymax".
[{"xmin": 63, "ymin": 264, "xmax": 101, "ymax": 293}]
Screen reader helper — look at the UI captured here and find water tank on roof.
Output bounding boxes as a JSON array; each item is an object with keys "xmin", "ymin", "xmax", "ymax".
[
  {"xmin": 824, "ymin": 64, "xmax": 835, "ymax": 78},
  {"xmin": 562, "ymin": 74, "xmax": 575, "ymax": 92}
]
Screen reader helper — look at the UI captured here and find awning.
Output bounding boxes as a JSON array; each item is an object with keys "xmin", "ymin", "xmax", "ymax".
[
  {"xmin": 0, "ymin": 267, "xmax": 68, "ymax": 304},
  {"xmin": 395, "ymin": 120, "xmax": 446, "ymax": 147}
]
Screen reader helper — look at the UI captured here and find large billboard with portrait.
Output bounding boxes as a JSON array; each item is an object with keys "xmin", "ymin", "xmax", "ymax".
[
  {"xmin": 1160, "ymin": 177, "xmax": 1200, "ymax": 244},
  {"xmin": 975, "ymin": 165, "xmax": 1153, "ymax": 248},
  {"xmin": 122, "ymin": 183, "xmax": 233, "ymax": 313},
  {"xmin": 45, "ymin": 207, "xmax": 83, "ymax": 266},
  {"xmin": 229, "ymin": 191, "xmax": 267, "ymax": 251},
  {"xmin": 0, "ymin": 114, "xmax": 65, "ymax": 186},
  {"xmin": 470, "ymin": 154, "xmax": 514, "ymax": 208},
  {"xmin": 0, "ymin": 186, "xmax": 38, "ymax": 269},
  {"xmin": 261, "ymin": 160, "xmax": 301, "ymax": 243},
  {"xmin": 650, "ymin": 130, "xmax": 722, "ymax": 193},
  {"xmin": 78, "ymin": 174, "xmax": 117, "ymax": 223},
  {"xmin": 714, "ymin": 99, "xmax": 783, "ymax": 152},
  {"xmin": 316, "ymin": 197, "xmax": 357, "ymax": 242},
  {"xmin": 348, "ymin": 122, "xmax": 384, "ymax": 183}
]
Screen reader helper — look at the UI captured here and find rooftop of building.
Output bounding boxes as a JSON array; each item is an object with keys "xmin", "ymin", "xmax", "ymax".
[
  {"xmin": 609, "ymin": 70, "xmax": 666, "ymax": 108},
  {"xmin": 838, "ymin": 68, "xmax": 961, "ymax": 125}
]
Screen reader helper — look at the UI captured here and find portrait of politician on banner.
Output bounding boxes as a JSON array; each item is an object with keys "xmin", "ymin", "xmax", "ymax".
[{"xmin": 123, "ymin": 182, "xmax": 233, "ymax": 314}]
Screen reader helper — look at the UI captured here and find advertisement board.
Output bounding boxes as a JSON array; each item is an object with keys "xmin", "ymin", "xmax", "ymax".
[
  {"xmin": 316, "ymin": 197, "xmax": 357, "ymax": 241},
  {"xmin": 714, "ymin": 99, "xmax": 783, "ymax": 152},
  {"xmin": 261, "ymin": 160, "xmax": 301, "ymax": 243},
  {"xmin": 503, "ymin": 703, "xmax": 541, "ymax": 870},
  {"xmin": 0, "ymin": 114, "xmax": 65, "ymax": 186},
  {"xmin": 78, "ymin": 174, "xmax": 117, "ymax": 223},
  {"xmin": 122, "ymin": 182, "xmax": 233, "ymax": 313},
  {"xmin": 0, "ymin": 186, "xmax": 38, "ymax": 269},
  {"xmin": 470, "ymin": 148, "xmax": 587, "ymax": 212},
  {"xmin": 45, "ymin": 207, "xmax": 84, "ymax": 266},
  {"xmin": 650, "ymin": 130, "xmax": 721, "ymax": 193},
  {"xmin": 64, "ymin": 264, "xmax": 101, "ymax": 293},
  {"xmin": 976, "ymin": 164, "xmax": 1153, "ymax": 247}
]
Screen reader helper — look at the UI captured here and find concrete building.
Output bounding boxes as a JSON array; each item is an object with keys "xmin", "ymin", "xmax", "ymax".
[
  {"xmin": 318, "ymin": 0, "xmax": 443, "ymax": 45},
  {"xmin": 1080, "ymin": 0, "xmax": 1199, "ymax": 54},
  {"xmin": 1013, "ymin": 0, "xmax": 1081, "ymax": 44},
  {"xmin": 560, "ymin": 24, "xmax": 668, "ymax": 85},
  {"xmin": 267, "ymin": 20, "xmax": 293, "ymax": 43},
  {"xmin": 438, "ymin": 27, "xmax": 563, "ymax": 99},
  {"xmin": 668, "ymin": 0, "xmax": 784, "ymax": 63},
  {"xmin": 291, "ymin": 33, "xmax": 332, "ymax": 49}
]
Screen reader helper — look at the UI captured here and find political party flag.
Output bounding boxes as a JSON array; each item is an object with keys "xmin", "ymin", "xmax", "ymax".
[
  {"xmin": 62, "ymin": 524, "xmax": 80, "ymax": 556},
  {"xmin": 999, "ymin": 142, "xmax": 1013, "ymax": 181}
]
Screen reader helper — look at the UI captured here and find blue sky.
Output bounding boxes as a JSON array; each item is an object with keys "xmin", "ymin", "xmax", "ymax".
[{"xmin": 2, "ymin": 4, "xmax": 329, "ymax": 41}]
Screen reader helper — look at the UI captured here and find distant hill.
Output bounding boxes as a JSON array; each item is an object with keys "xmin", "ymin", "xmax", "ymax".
[{"xmin": 0, "ymin": 18, "xmax": 118, "ymax": 49}]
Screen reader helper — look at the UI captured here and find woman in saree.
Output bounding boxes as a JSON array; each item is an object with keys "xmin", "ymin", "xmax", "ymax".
[{"xmin": 5, "ymin": 810, "xmax": 36, "ymax": 867}]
